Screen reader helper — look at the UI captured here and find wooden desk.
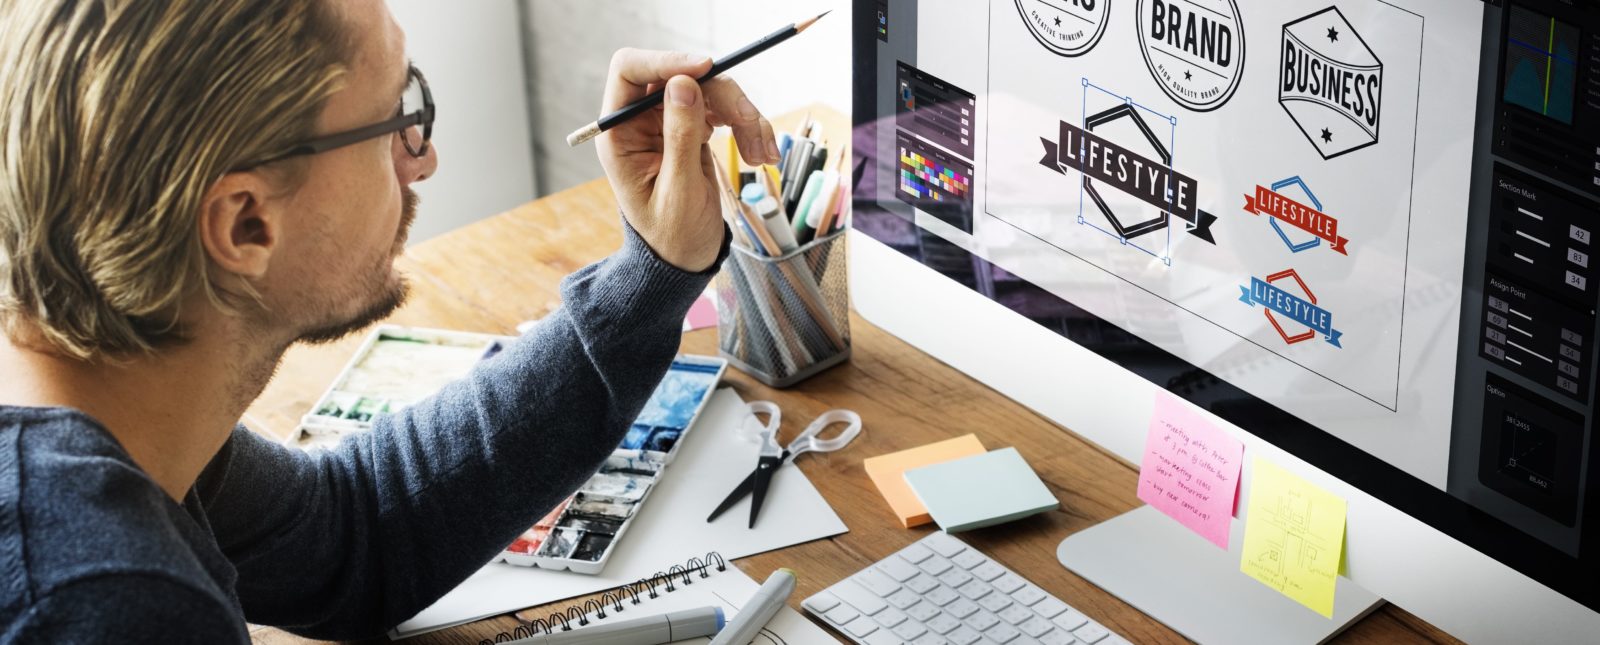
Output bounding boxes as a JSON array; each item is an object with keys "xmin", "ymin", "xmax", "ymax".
[{"xmin": 246, "ymin": 108, "xmax": 1459, "ymax": 645}]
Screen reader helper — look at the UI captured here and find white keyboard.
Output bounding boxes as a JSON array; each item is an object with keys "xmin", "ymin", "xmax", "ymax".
[{"xmin": 802, "ymin": 532, "xmax": 1133, "ymax": 645}]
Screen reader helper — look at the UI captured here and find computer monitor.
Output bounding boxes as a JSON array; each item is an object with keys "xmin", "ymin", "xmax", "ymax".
[{"xmin": 848, "ymin": 0, "xmax": 1600, "ymax": 642}]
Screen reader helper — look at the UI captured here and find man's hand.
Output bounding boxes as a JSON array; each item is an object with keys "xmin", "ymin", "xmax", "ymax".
[{"xmin": 596, "ymin": 49, "xmax": 780, "ymax": 273}]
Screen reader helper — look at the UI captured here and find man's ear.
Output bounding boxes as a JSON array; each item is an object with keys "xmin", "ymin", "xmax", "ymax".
[{"xmin": 198, "ymin": 172, "xmax": 281, "ymax": 280}]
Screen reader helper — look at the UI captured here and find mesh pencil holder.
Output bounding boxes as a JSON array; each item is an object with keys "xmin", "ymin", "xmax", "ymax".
[{"xmin": 715, "ymin": 230, "xmax": 851, "ymax": 388}]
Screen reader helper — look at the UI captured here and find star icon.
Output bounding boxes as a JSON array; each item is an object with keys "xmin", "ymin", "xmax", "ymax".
[
  {"xmin": 1327, "ymin": 26, "xmax": 1339, "ymax": 42},
  {"xmin": 1320, "ymin": 127, "xmax": 1333, "ymax": 143},
  {"xmin": 1054, "ymin": 16, "xmax": 1062, "ymax": 27},
  {"xmin": 1184, "ymin": 70, "xmax": 1193, "ymax": 81}
]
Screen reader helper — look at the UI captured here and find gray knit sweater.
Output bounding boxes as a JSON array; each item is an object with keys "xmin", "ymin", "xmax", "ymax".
[{"xmin": 0, "ymin": 221, "xmax": 726, "ymax": 643}]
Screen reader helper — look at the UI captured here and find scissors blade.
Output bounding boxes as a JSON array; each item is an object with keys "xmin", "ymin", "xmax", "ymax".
[
  {"xmin": 706, "ymin": 469, "xmax": 758, "ymax": 523},
  {"xmin": 748, "ymin": 455, "xmax": 784, "ymax": 528}
]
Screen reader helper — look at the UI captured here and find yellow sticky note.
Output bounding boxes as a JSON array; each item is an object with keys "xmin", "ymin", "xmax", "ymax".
[
  {"xmin": 864, "ymin": 434, "xmax": 986, "ymax": 528},
  {"xmin": 1239, "ymin": 457, "xmax": 1347, "ymax": 618}
]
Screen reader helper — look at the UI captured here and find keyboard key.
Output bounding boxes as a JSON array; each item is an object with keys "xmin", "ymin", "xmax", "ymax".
[
  {"xmin": 948, "ymin": 625, "xmax": 983, "ymax": 645},
  {"xmin": 862, "ymin": 630, "xmax": 902, "ymax": 645},
  {"xmin": 1073, "ymin": 623, "xmax": 1110, "ymax": 643},
  {"xmin": 1032, "ymin": 597, "xmax": 1068, "ymax": 618},
  {"xmin": 927, "ymin": 612, "xmax": 962, "ymax": 635},
  {"xmin": 907, "ymin": 600, "xmax": 942, "ymax": 622},
  {"xmin": 907, "ymin": 574, "xmax": 940, "ymax": 594},
  {"xmin": 855, "ymin": 569, "xmax": 902, "ymax": 597},
  {"xmin": 957, "ymin": 580, "xmax": 993, "ymax": 600},
  {"xmin": 802, "ymin": 592, "xmax": 840, "ymax": 613},
  {"xmin": 845, "ymin": 618, "xmax": 879, "ymax": 638},
  {"xmin": 952, "ymin": 549, "xmax": 987, "ymax": 570},
  {"xmin": 874, "ymin": 607, "xmax": 908, "ymax": 628},
  {"xmin": 1020, "ymin": 616, "xmax": 1055, "ymax": 637},
  {"xmin": 998, "ymin": 604, "xmax": 1033, "ymax": 625},
  {"xmin": 925, "ymin": 586, "xmax": 961, "ymax": 607},
  {"xmin": 1012, "ymin": 584, "xmax": 1047, "ymax": 607},
  {"xmin": 993, "ymin": 573, "xmax": 1026, "ymax": 594},
  {"xmin": 966, "ymin": 610, "xmax": 1001, "ymax": 631},
  {"xmin": 878, "ymin": 557, "xmax": 922, "ymax": 582},
  {"xmin": 826, "ymin": 605, "xmax": 859, "ymax": 625},
  {"xmin": 833, "ymin": 579, "xmax": 889, "ymax": 615},
  {"xmin": 978, "ymin": 592, "xmax": 1013, "ymax": 613},
  {"xmin": 919, "ymin": 557, "xmax": 955, "ymax": 576},
  {"xmin": 1038, "ymin": 628, "xmax": 1078, "ymax": 645},
  {"xmin": 894, "ymin": 620, "xmax": 929, "ymax": 641},
  {"xmin": 972, "ymin": 561, "xmax": 1007, "ymax": 581},
  {"xmin": 945, "ymin": 598, "xmax": 981, "ymax": 619},
  {"xmin": 925, "ymin": 532, "xmax": 968, "ymax": 558},
  {"xmin": 887, "ymin": 588, "xmax": 922, "ymax": 609},
  {"xmin": 912, "ymin": 635, "xmax": 950, "ymax": 645},
  {"xmin": 986, "ymin": 623, "xmax": 1022, "ymax": 643},
  {"xmin": 1052, "ymin": 609, "xmax": 1089, "ymax": 631},
  {"xmin": 899, "ymin": 544, "xmax": 935, "ymax": 564},
  {"xmin": 939, "ymin": 568, "xmax": 974, "ymax": 589},
  {"xmin": 1049, "ymin": 611, "xmax": 1088, "ymax": 630}
]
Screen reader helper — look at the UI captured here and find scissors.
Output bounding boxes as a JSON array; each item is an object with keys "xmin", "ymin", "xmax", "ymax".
[{"xmin": 706, "ymin": 401, "xmax": 862, "ymax": 528}]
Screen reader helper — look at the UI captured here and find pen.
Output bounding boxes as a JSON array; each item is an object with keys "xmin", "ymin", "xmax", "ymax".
[
  {"xmin": 566, "ymin": 12, "xmax": 830, "ymax": 146},
  {"xmin": 708, "ymin": 569, "xmax": 796, "ymax": 645},
  {"xmin": 503, "ymin": 606, "xmax": 724, "ymax": 645},
  {"xmin": 792, "ymin": 170, "xmax": 824, "ymax": 242}
]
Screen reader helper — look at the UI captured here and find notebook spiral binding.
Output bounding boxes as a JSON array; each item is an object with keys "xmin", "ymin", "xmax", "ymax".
[{"xmin": 479, "ymin": 551, "xmax": 727, "ymax": 644}]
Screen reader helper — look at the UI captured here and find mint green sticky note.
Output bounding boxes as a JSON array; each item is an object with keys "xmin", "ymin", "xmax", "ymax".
[{"xmin": 903, "ymin": 447, "xmax": 1059, "ymax": 532}]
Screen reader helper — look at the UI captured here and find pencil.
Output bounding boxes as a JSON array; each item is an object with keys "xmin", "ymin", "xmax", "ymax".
[{"xmin": 566, "ymin": 12, "xmax": 831, "ymax": 146}]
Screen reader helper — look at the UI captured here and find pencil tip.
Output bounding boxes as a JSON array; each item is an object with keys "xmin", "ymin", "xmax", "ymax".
[{"xmin": 797, "ymin": 10, "xmax": 830, "ymax": 31}]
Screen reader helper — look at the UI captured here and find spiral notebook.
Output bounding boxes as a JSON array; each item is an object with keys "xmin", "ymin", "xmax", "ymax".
[{"xmin": 479, "ymin": 552, "xmax": 836, "ymax": 644}]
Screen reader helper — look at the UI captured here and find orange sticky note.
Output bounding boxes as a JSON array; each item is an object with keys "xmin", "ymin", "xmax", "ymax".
[{"xmin": 864, "ymin": 434, "xmax": 986, "ymax": 527}]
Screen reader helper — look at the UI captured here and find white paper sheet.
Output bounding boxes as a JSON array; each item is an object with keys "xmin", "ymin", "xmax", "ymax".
[{"xmin": 391, "ymin": 388, "xmax": 849, "ymax": 638}]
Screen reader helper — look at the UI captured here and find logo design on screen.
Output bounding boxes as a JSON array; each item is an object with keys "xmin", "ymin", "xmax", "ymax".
[
  {"xmin": 1241, "ymin": 176, "xmax": 1350, "ymax": 255},
  {"xmin": 1039, "ymin": 100, "xmax": 1218, "ymax": 249},
  {"xmin": 1279, "ymin": 6, "xmax": 1382, "ymax": 159},
  {"xmin": 1136, "ymin": 0, "xmax": 1245, "ymax": 112},
  {"xmin": 1015, "ymin": 0, "xmax": 1110, "ymax": 57},
  {"xmin": 1239, "ymin": 269, "xmax": 1344, "ymax": 348}
]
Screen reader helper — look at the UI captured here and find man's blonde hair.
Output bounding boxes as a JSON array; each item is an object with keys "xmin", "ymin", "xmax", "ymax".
[{"xmin": 0, "ymin": 1, "xmax": 352, "ymax": 359}]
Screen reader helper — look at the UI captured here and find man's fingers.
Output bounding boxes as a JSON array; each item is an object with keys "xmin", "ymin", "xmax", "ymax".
[
  {"xmin": 658, "ymin": 75, "xmax": 713, "ymax": 202},
  {"xmin": 603, "ymin": 48, "xmax": 713, "ymax": 113},
  {"xmin": 702, "ymin": 76, "xmax": 778, "ymax": 165}
]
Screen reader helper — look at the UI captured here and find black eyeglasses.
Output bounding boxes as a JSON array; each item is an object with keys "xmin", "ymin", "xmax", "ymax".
[{"xmin": 235, "ymin": 64, "xmax": 434, "ymax": 171}]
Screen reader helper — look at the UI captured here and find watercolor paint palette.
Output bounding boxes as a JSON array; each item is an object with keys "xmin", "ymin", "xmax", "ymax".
[
  {"xmin": 287, "ymin": 325, "xmax": 512, "ymax": 449},
  {"xmin": 500, "ymin": 355, "xmax": 727, "ymax": 574}
]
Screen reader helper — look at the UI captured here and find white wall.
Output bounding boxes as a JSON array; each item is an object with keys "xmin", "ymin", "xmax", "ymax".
[
  {"xmin": 389, "ymin": 1, "xmax": 538, "ymax": 243},
  {"xmin": 522, "ymin": 0, "xmax": 850, "ymax": 195}
]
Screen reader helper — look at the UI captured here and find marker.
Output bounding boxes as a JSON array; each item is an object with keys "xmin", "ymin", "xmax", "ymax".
[
  {"xmin": 508, "ymin": 606, "xmax": 723, "ymax": 645},
  {"xmin": 708, "ymin": 570, "xmax": 796, "ymax": 645},
  {"xmin": 743, "ymin": 183, "xmax": 798, "ymax": 252},
  {"xmin": 791, "ymin": 170, "xmax": 824, "ymax": 242}
]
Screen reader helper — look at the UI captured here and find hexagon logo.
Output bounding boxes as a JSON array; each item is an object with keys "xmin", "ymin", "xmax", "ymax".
[
  {"xmin": 1239, "ymin": 268, "xmax": 1344, "ymax": 347},
  {"xmin": 1241, "ymin": 176, "xmax": 1350, "ymax": 255}
]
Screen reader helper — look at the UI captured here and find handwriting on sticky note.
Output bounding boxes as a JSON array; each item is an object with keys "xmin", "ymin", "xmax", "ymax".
[
  {"xmin": 1240, "ymin": 457, "xmax": 1347, "ymax": 618},
  {"xmin": 1137, "ymin": 393, "xmax": 1244, "ymax": 550}
]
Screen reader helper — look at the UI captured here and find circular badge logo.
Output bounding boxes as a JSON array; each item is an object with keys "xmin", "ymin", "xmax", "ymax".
[
  {"xmin": 1135, "ymin": 0, "xmax": 1245, "ymax": 112},
  {"xmin": 1015, "ymin": 0, "xmax": 1111, "ymax": 58}
]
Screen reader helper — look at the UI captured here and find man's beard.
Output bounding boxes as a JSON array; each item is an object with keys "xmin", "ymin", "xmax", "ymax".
[{"xmin": 295, "ymin": 188, "xmax": 419, "ymax": 345}]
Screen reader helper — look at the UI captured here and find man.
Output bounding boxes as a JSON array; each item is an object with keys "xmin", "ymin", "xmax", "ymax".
[{"xmin": 0, "ymin": 0, "xmax": 780, "ymax": 641}]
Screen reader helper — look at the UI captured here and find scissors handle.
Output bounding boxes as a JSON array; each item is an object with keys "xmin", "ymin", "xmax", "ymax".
[{"xmin": 788, "ymin": 409, "xmax": 863, "ymax": 457}]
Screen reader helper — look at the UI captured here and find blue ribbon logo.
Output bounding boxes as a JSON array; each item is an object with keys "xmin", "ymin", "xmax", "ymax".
[{"xmin": 1239, "ymin": 277, "xmax": 1343, "ymax": 348}]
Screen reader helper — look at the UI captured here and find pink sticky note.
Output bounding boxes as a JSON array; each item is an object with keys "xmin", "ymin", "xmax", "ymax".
[
  {"xmin": 1137, "ymin": 393, "xmax": 1245, "ymax": 549},
  {"xmin": 682, "ymin": 289, "xmax": 718, "ymax": 332}
]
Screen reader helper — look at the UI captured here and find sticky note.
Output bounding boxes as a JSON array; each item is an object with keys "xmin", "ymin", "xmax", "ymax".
[
  {"xmin": 1137, "ymin": 393, "xmax": 1244, "ymax": 549},
  {"xmin": 864, "ymin": 434, "xmax": 986, "ymax": 527},
  {"xmin": 1239, "ymin": 457, "xmax": 1348, "ymax": 618},
  {"xmin": 682, "ymin": 289, "xmax": 718, "ymax": 332},
  {"xmin": 903, "ymin": 448, "xmax": 1059, "ymax": 532}
]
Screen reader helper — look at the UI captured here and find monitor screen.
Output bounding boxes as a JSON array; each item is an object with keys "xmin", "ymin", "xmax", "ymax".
[{"xmin": 852, "ymin": 0, "xmax": 1600, "ymax": 609}]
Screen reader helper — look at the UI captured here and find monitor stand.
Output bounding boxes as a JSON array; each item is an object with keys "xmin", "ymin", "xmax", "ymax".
[{"xmin": 1057, "ymin": 506, "xmax": 1384, "ymax": 644}]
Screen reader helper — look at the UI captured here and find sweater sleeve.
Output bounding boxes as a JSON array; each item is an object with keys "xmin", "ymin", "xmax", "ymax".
[
  {"xmin": 2, "ymin": 574, "xmax": 248, "ymax": 644},
  {"xmin": 195, "ymin": 220, "xmax": 728, "ymax": 640}
]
